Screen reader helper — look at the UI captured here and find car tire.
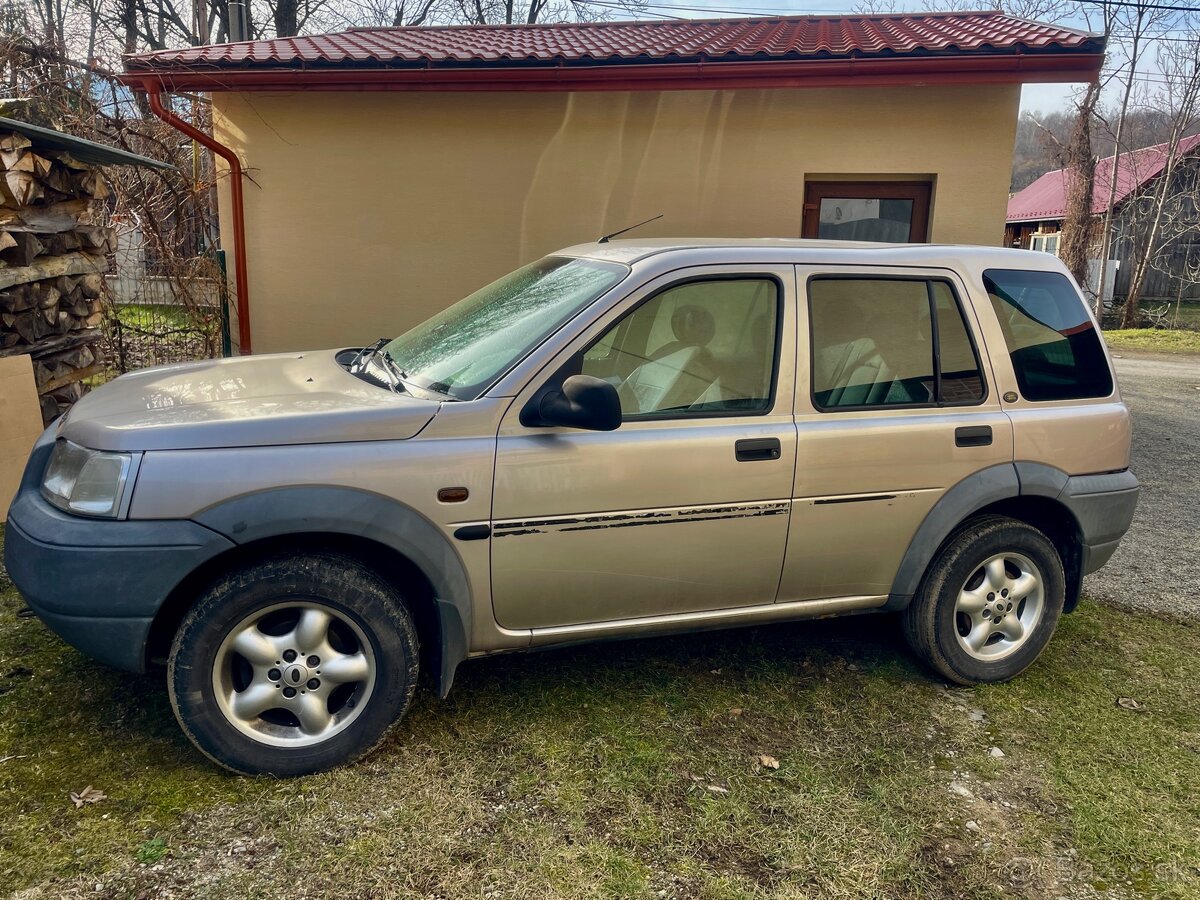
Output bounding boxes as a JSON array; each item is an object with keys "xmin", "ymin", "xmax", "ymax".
[
  {"xmin": 902, "ymin": 515, "xmax": 1065, "ymax": 685},
  {"xmin": 168, "ymin": 553, "xmax": 419, "ymax": 776}
]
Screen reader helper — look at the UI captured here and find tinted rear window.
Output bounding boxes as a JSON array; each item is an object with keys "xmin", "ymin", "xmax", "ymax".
[{"xmin": 983, "ymin": 269, "xmax": 1113, "ymax": 402}]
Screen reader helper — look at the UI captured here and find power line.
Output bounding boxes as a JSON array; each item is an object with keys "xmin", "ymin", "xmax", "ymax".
[{"xmin": 1074, "ymin": 0, "xmax": 1200, "ymax": 12}]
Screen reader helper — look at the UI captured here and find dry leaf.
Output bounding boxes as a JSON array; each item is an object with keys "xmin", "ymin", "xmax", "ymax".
[
  {"xmin": 758, "ymin": 755, "xmax": 780, "ymax": 770},
  {"xmin": 70, "ymin": 785, "xmax": 107, "ymax": 809},
  {"xmin": 705, "ymin": 784, "xmax": 729, "ymax": 794},
  {"xmin": 1117, "ymin": 697, "xmax": 1146, "ymax": 712}
]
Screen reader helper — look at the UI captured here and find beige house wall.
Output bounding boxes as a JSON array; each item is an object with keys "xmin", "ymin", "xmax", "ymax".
[{"xmin": 212, "ymin": 84, "xmax": 1020, "ymax": 353}]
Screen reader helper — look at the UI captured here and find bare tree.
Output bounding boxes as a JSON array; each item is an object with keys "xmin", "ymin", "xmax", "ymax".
[
  {"xmin": 1092, "ymin": 1, "xmax": 1176, "ymax": 311},
  {"xmin": 1059, "ymin": 81, "xmax": 1104, "ymax": 293},
  {"xmin": 854, "ymin": 0, "xmax": 1075, "ymax": 19},
  {"xmin": 1119, "ymin": 25, "xmax": 1200, "ymax": 326}
]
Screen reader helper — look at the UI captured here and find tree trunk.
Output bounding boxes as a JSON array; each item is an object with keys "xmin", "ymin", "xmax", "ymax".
[
  {"xmin": 274, "ymin": 0, "xmax": 299, "ymax": 37},
  {"xmin": 1059, "ymin": 81, "xmax": 1100, "ymax": 295},
  {"xmin": 1096, "ymin": 12, "xmax": 1147, "ymax": 315}
]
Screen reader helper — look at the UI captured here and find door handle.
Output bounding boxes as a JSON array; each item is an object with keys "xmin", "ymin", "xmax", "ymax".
[
  {"xmin": 735, "ymin": 437, "xmax": 782, "ymax": 462},
  {"xmin": 955, "ymin": 425, "xmax": 993, "ymax": 448}
]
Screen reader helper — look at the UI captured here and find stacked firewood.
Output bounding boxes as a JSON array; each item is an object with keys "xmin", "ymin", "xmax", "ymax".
[{"xmin": 0, "ymin": 129, "xmax": 116, "ymax": 423}]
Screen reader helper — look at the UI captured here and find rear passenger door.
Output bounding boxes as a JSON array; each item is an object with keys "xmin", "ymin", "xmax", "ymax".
[{"xmin": 779, "ymin": 268, "xmax": 1014, "ymax": 602}]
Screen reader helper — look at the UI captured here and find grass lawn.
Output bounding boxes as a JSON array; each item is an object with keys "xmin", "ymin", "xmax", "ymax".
[
  {"xmin": 1103, "ymin": 328, "xmax": 1200, "ymax": 355},
  {"xmin": 1, "ymin": 526, "xmax": 1198, "ymax": 899}
]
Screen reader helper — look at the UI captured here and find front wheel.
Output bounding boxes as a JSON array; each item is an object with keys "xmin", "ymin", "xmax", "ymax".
[
  {"xmin": 903, "ymin": 515, "xmax": 1066, "ymax": 684},
  {"xmin": 168, "ymin": 553, "xmax": 419, "ymax": 775}
]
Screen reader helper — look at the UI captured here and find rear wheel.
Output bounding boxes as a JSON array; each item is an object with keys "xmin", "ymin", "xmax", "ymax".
[
  {"xmin": 169, "ymin": 553, "xmax": 418, "ymax": 775},
  {"xmin": 903, "ymin": 515, "xmax": 1065, "ymax": 684}
]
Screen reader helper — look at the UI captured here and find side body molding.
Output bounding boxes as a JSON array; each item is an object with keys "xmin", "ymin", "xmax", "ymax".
[
  {"xmin": 192, "ymin": 486, "xmax": 472, "ymax": 697},
  {"xmin": 886, "ymin": 463, "xmax": 1020, "ymax": 608}
]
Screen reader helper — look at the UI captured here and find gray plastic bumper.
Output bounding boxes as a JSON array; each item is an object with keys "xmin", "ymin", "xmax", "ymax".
[
  {"xmin": 1060, "ymin": 470, "xmax": 1140, "ymax": 575},
  {"xmin": 3, "ymin": 426, "xmax": 234, "ymax": 672}
]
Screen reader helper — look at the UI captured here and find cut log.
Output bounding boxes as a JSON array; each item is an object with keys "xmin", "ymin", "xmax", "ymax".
[
  {"xmin": 78, "ymin": 273, "xmax": 104, "ymax": 298},
  {"xmin": 0, "ymin": 199, "xmax": 92, "ymax": 233},
  {"xmin": 30, "ymin": 153, "xmax": 53, "ymax": 178},
  {"xmin": 2, "ymin": 171, "xmax": 44, "ymax": 207},
  {"xmin": 40, "ymin": 164, "xmax": 76, "ymax": 195},
  {"xmin": 0, "ymin": 251, "xmax": 107, "ymax": 290},
  {"xmin": 46, "ymin": 150, "xmax": 89, "ymax": 171},
  {"xmin": 0, "ymin": 232, "xmax": 44, "ymax": 267},
  {"xmin": 36, "ymin": 284, "xmax": 61, "ymax": 309},
  {"xmin": 72, "ymin": 169, "xmax": 109, "ymax": 200},
  {"xmin": 0, "ymin": 232, "xmax": 15, "ymax": 252},
  {"xmin": 76, "ymin": 225, "xmax": 115, "ymax": 253},
  {"xmin": 13, "ymin": 307, "xmax": 51, "ymax": 342},
  {"xmin": 1, "ymin": 148, "xmax": 36, "ymax": 172},
  {"xmin": 0, "ymin": 133, "xmax": 32, "ymax": 153},
  {"xmin": 46, "ymin": 343, "xmax": 96, "ymax": 370},
  {"xmin": 37, "ymin": 361, "xmax": 105, "ymax": 394},
  {"xmin": 0, "ymin": 285, "xmax": 34, "ymax": 312}
]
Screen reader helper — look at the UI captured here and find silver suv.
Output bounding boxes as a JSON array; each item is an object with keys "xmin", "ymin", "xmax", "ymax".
[{"xmin": 5, "ymin": 240, "xmax": 1139, "ymax": 775}]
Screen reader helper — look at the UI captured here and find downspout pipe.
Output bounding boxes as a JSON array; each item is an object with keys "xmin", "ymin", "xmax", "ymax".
[{"xmin": 142, "ymin": 86, "xmax": 253, "ymax": 354}]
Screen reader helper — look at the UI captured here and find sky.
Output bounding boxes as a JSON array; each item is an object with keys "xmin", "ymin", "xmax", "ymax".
[{"xmin": 599, "ymin": 0, "xmax": 1105, "ymax": 114}]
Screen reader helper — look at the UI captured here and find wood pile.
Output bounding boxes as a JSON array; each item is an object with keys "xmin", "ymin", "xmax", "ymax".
[{"xmin": 0, "ymin": 129, "xmax": 116, "ymax": 423}]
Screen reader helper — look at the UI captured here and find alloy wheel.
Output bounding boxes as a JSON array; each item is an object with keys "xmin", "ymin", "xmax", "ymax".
[
  {"xmin": 212, "ymin": 601, "xmax": 377, "ymax": 747},
  {"xmin": 953, "ymin": 552, "xmax": 1045, "ymax": 662}
]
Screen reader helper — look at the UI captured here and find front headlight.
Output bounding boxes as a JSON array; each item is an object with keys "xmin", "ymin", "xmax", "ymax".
[{"xmin": 41, "ymin": 440, "xmax": 136, "ymax": 518}]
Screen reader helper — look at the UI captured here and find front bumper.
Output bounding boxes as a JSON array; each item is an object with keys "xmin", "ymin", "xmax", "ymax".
[{"xmin": 4, "ymin": 426, "xmax": 234, "ymax": 672}]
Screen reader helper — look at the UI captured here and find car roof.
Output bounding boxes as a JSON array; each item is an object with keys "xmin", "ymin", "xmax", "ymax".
[{"xmin": 557, "ymin": 238, "xmax": 1051, "ymax": 271}]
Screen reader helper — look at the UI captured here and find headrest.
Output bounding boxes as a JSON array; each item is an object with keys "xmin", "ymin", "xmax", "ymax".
[{"xmin": 671, "ymin": 305, "xmax": 716, "ymax": 347}]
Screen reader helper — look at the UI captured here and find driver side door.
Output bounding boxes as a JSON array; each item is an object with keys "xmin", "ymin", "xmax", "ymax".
[{"xmin": 490, "ymin": 267, "xmax": 798, "ymax": 631}]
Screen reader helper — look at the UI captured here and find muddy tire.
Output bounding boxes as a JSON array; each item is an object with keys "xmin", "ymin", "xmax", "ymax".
[
  {"xmin": 168, "ymin": 553, "xmax": 418, "ymax": 776},
  {"xmin": 903, "ymin": 515, "xmax": 1065, "ymax": 685}
]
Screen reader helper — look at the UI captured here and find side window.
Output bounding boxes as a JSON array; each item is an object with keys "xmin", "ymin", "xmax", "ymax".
[
  {"xmin": 809, "ymin": 278, "xmax": 985, "ymax": 411},
  {"xmin": 582, "ymin": 279, "xmax": 779, "ymax": 418},
  {"xmin": 983, "ymin": 269, "xmax": 1113, "ymax": 402},
  {"xmin": 933, "ymin": 282, "xmax": 987, "ymax": 404}
]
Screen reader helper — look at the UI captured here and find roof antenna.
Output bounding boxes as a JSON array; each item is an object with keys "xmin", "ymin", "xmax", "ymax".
[{"xmin": 598, "ymin": 213, "xmax": 663, "ymax": 244}]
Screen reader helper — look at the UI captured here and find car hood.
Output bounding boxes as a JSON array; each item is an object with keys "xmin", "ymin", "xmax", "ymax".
[{"xmin": 59, "ymin": 350, "xmax": 441, "ymax": 452}]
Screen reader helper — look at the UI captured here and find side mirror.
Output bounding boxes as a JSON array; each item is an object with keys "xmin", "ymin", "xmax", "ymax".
[{"xmin": 537, "ymin": 375, "xmax": 622, "ymax": 431}]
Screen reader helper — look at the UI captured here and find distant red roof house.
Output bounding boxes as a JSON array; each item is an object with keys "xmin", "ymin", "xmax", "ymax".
[
  {"xmin": 1007, "ymin": 133, "xmax": 1200, "ymax": 224},
  {"xmin": 122, "ymin": 11, "xmax": 1103, "ymax": 92}
]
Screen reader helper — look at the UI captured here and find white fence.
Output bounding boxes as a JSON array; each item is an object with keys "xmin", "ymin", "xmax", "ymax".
[{"xmin": 108, "ymin": 273, "xmax": 223, "ymax": 308}]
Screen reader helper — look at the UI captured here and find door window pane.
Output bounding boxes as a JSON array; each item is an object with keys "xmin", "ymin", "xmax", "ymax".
[
  {"xmin": 983, "ymin": 269, "xmax": 1113, "ymax": 401},
  {"xmin": 818, "ymin": 198, "xmax": 914, "ymax": 242},
  {"xmin": 809, "ymin": 278, "xmax": 985, "ymax": 410},
  {"xmin": 933, "ymin": 282, "xmax": 986, "ymax": 403},
  {"xmin": 582, "ymin": 279, "xmax": 779, "ymax": 417}
]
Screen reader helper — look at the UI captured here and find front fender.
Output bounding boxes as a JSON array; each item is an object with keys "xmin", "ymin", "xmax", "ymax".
[{"xmin": 192, "ymin": 486, "xmax": 471, "ymax": 696}]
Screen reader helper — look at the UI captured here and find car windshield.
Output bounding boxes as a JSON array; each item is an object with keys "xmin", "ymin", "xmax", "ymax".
[{"xmin": 383, "ymin": 256, "xmax": 628, "ymax": 400}]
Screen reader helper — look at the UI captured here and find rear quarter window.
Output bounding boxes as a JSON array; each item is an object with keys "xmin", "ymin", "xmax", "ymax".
[{"xmin": 983, "ymin": 268, "xmax": 1113, "ymax": 402}]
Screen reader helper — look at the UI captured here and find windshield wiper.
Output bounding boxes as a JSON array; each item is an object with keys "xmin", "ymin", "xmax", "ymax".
[
  {"xmin": 376, "ymin": 349, "xmax": 409, "ymax": 393},
  {"xmin": 349, "ymin": 338, "xmax": 403, "ymax": 393}
]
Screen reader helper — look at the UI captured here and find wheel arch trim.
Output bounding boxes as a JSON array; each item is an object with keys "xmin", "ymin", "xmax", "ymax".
[
  {"xmin": 886, "ymin": 461, "xmax": 1109, "ymax": 608},
  {"xmin": 886, "ymin": 463, "xmax": 1022, "ymax": 609},
  {"xmin": 187, "ymin": 485, "xmax": 472, "ymax": 697}
]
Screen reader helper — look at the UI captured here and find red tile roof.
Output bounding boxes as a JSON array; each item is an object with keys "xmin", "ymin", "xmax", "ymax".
[
  {"xmin": 122, "ymin": 12, "xmax": 1104, "ymax": 92},
  {"xmin": 1007, "ymin": 133, "xmax": 1200, "ymax": 223}
]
